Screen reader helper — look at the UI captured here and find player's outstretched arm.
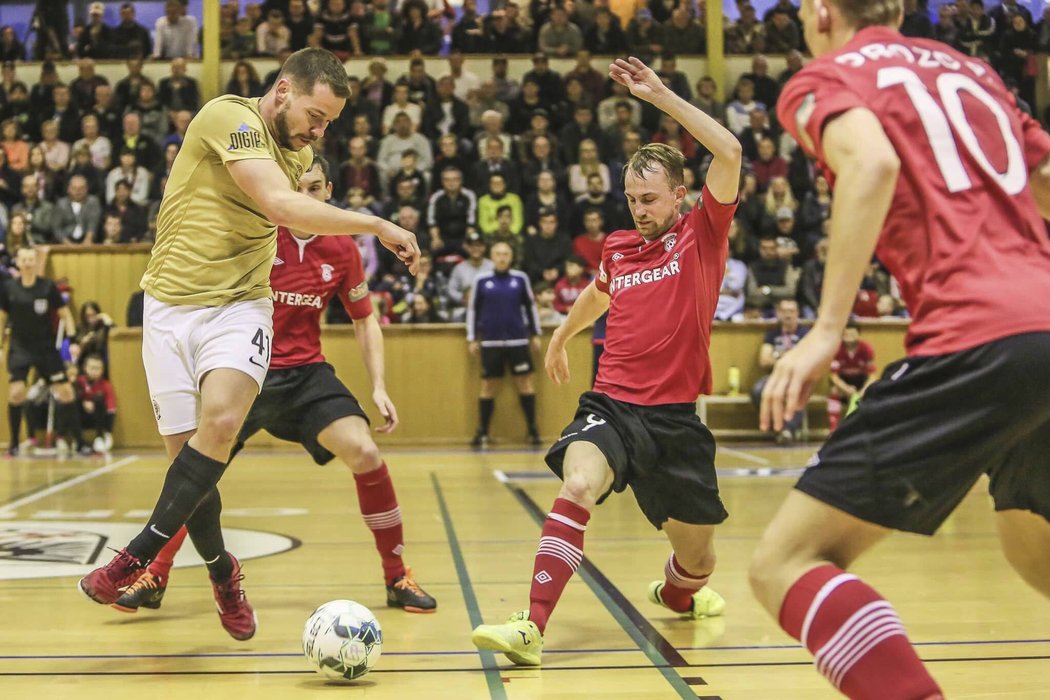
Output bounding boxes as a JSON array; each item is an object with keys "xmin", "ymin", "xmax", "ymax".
[
  {"xmin": 761, "ymin": 108, "xmax": 899, "ymax": 431},
  {"xmin": 353, "ymin": 314, "xmax": 399, "ymax": 433},
  {"xmin": 609, "ymin": 57, "xmax": 741, "ymax": 205},
  {"xmin": 545, "ymin": 282, "xmax": 610, "ymax": 385},
  {"xmin": 1029, "ymin": 154, "xmax": 1050, "ymax": 220},
  {"xmin": 228, "ymin": 159, "xmax": 421, "ymax": 274}
]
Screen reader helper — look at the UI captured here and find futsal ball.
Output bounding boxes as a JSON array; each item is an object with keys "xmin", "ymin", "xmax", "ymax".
[{"xmin": 302, "ymin": 600, "xmax": 383, "ymax": 681}]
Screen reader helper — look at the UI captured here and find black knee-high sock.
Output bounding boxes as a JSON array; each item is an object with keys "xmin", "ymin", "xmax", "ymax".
[
  {"xmin": 479, "ymin": 397, "xmax": 494, "ymax": 434},
  {"xmin": 8, "ymin": 404, "xmax": 22, "ymax": 446},
  {"xmin": 519, "ymin": 394, "xmax": 538, "ymax": 433},
  {"xmin": 186, "ymin": 487, "xmax": 233, "ymax": 581},
  {"xmin": 56, "ymin": 401, "xmax": 83, "ymax": 447},
  {"xmin": 127, "ymin": 444, "xmax": 226, "ymax": 562}
]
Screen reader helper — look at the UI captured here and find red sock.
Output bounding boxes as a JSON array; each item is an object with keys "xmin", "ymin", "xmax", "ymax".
[
  {"xmin": 659, "ymin": 553, "xmax": 710, "ymax": 612},
  {"xmin": 148, "ymin": 526, "xmax": 187, "ymax": 581},
  {"xmin": 779, "ymin": 565, "xmax": 943, "ymax": 700},
  {"xmin": 828, "ymin": 397, "xmax": 843, "ymax": 432},
  {"xmin": 528, "ymin": 498, "xmax": 590, "ymax": 634},
  {"xmin": 354, "ymin": 463, "xmax": 406, "ymax": 585}
]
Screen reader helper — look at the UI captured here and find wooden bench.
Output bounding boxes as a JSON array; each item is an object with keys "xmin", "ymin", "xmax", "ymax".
[{"xmin": 696, "ymin": 394, "xmax": 827, "ymax": 441}]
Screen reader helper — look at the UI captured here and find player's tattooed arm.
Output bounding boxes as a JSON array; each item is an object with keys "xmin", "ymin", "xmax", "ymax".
[{"xmin": 609, "ymin": 56, "xmax": 741, "ymax": 205}]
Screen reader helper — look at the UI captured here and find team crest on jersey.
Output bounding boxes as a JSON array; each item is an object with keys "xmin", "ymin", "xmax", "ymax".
[
  {"xmin": 33, "ymin": 299, "xmax": 47, "ymax": 315},
  {"xmin": 273, "ymin": 257, "xmax": 284, "ymax": 266},
  {"xmin": 320, "ymin": 264, "xmax": 334, "ymax": 282},
  {"xmin": 611, "ymin": 252, "xmax": 624, "ymax": 262},
  {"xmin": 663, "ymin": 234, "xmax": 677, "ymax": 252}
]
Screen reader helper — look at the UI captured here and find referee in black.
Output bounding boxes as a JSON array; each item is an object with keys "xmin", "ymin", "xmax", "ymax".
[{"xmin": 0, "ymin": 247, "xmax": 82, "ymax": 456}]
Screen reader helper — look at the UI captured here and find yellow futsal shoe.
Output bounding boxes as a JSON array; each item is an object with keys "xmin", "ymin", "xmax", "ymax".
[
  {"xmin": 471, "ymin": 610, "xmax": 543, "ymax": 666},
  {"xmin": 648, "ymin": 581, "xmax": 727, "ymax": 619}
]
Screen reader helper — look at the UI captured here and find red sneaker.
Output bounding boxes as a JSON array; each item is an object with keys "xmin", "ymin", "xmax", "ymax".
[
  {"xmin": 211, "ymin": 553, "xmax": 256, "ymax": 641},
  {"xmin": 78, "ymin": 548, "xmax": 147, "ymax": 604}
]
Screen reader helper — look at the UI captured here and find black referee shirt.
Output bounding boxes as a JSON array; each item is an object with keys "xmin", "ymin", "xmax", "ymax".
[{"xmin": 0, "ymin": 277, "xmax": 64, "ymax": 348}]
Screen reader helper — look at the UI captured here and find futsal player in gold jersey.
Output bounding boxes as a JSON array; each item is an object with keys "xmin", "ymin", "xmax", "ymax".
[{"xmin": 78, "ymin": 48, "xmax": 420, "ymax": 641}]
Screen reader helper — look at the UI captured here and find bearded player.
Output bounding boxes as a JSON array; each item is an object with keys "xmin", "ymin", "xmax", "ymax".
[
  {"xmin": 77, "ymin": 48, "xmax": 420, "ymax": 641},
  {"xmin": 113, "ymin": 155, "xmax": 437, "ymax": 616},
  {"xmin": 471, "ymin": 56, "xmax": 741, "ymax": 666},
  {"xmin": 750, "ymin": 1, "xmax": 1050, "ymax": 698}
]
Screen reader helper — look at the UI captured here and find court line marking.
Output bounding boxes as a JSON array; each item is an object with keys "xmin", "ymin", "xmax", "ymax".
[
  {"xmin": 716, "ymin": 446, "xmax": 771, "ymax": 466},
  {"xmin": 3, "ymin": 655, "xmax": 1048, "ymax": 677},
  {"xmin": 0, "ymin": 455, "xmax": 140, "ymax": 515},
  {"xmin": 3, "ymin": 637, "xmax": 1048, "ymax": 661},
  {"xmin": 508, "ymin": 485, "xmax": 717, "ymax": 700},
  {"xmin": 430, "ymin": 473, "xmax": 509, "ymax": 700}
]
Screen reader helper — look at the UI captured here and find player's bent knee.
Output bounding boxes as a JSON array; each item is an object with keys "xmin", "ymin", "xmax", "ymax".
[
  {"xmin": 560, "ymin": 472, "xmax": 600, "ymax": 510},
  {"xmin": 198, "ymin": 410, "xmax": 247, "ymax": 450}
]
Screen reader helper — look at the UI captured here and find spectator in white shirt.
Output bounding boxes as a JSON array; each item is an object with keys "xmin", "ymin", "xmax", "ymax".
[
  {"xmin": 381, "ymin": 83, "xmax": 422, "ymax": 135},
  {"xmin": 256, "ymin": 10, "xmax": 292, "ymax": 56},
  {"xmin": 153, "ymin": 0, "xmax": 200, "ymax": 59},
  {"xmin": 105, "ymin": 149, "xmax": 152, "ymax": 206}
]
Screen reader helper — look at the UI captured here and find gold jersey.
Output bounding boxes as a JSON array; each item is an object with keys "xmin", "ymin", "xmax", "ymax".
[{"xmin": 141, "ymin": 95, "xmax": 312, "ymax": 306}]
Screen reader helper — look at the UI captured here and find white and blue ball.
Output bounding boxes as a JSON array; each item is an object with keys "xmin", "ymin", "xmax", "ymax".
[{"xmin": 302, "ymin": 600, "xmax": 383, "ymax": 680}]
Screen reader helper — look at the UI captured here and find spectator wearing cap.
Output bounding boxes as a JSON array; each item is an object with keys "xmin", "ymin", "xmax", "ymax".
[
  {"xmin": 76, "ymin": 3, "xmax": 114, "ymax": 58},
  {"xmin": 539, "ymin": 6, "xmax": 584, "ymax": 57},
  {"xmin": 112, "ymin": 3, "xmax": 152, "ymax": 59},
  {"xmin": 662, "ymin": 6, "xmax": 705, "ymax": 55},
  {"xmin": 154, "ymin": 0, "xmax": 199, "ymax": 59},
  {"xmin": 157, "ymin": 58, "xmax": 200, "ymax": 114},
  {"xmin": 523, "ymin": 53, "xmax": 566, "ymax": 106},
  {"xmin": 584, "ymin": 8, "xmax": 628, "ymax": 54},
  {"xmin": 626, "ymin": 8, "xmax": 664, "ymax": 63}
]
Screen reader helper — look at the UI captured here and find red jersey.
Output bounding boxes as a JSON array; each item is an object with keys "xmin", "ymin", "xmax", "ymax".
[
  {"xmin": 270, "ymin": 228, "xmax": 373, "ymax": 369},
  {"xmin": 553, "ymin": 275, "xmax": 590, "ymax": 314},
  {"xmin": 573, "ymin": 234, "xmax": 605, "ymax": 273},
  {"xmin": 779, "ymin": 26, "xmax": 1050, "ymax": 357},
  {"xmin": 593, "ymin": 184, "xmax": 736, "ymax": 405},
  {"xmin": 75, "ymin": 376, "xmax": 116, "ymax": 412},
  {"xmin": 830, "ymin": 340, "xmax": 876, "ymax": 382}
]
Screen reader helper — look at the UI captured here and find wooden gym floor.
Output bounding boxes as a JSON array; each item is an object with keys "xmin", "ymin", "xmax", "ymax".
[{"xmin": 1, "ymin": 445, "xmax": 1047, "ymax": 699}]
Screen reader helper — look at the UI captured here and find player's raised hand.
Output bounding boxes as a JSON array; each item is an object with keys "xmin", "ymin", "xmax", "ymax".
[
  {"xmin": 760, "ymin": 327, "xmax": 841, "ymax": 431},
  {"xmin": 609, "ymin": 57, "xmax": 670, "ymax": 106},
  {"xmin": 378, "ymin": 221, "xmax": 422, "ymax": 275},
  {"xmin": 544, "ymin": 339, "xmax": 570, "ymax": 385},
  {"xmin": 372, "ymin": 388, "xmax": 400, "ymax": 433}
]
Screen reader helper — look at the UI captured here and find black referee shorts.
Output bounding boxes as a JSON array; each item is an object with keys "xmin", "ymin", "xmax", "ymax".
[
  {"xmin": 797, "ymin": 332, "xmax": 1050, "ymax": 535},
  {"xmin": 235, "ymin": 362, "xmax": 369, "ymax": 465},
  {"xmin": 545, "ymin": 391, "xmax": 728, "ymax": 529},
  {"xmin": 7, "ymin": 343, "xmax": 67, "ymax": 384},
  {"xmin": 481, "ymin": 344, "xmax": 533, "ymax": 379}
]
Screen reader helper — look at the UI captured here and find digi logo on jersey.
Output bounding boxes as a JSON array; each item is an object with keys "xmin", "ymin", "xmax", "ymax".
[{"xmin": 228, "ymin": 123, "xmax": 264, "ymax": 151}]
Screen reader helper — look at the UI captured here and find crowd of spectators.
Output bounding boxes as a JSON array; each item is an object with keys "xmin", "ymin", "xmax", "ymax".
[{"xmin": 3, "ymin": 0, "xmax": 1048, "ymax": 329}]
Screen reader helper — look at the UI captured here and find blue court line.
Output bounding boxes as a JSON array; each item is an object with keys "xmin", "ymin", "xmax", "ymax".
[
  {"xmin": 507, "ymin": 485, "xmax": 714, "ymax": 700},
  {"xmin": 430, "ymin": 473, "xmax": 508, "ymax": 700},
  {"xmin": 3, "ymin": 638, "xmax": 1049, "ymax": 661}
]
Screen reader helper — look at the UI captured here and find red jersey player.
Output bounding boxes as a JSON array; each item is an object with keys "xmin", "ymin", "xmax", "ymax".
[
  {"xmin": 471, "ymin": 56, "xmax": 741, "ymax": 666},
  {"xmin": 826, "ymin": 321, "xmax": 875, "ymax": 431},
  {"xmin": 751, "ymin": 2, "xmax": 1050, "ymax": 699},
  {"xmin": 114, "ymin": 156, "xmax": 436, "ymax": 615}
]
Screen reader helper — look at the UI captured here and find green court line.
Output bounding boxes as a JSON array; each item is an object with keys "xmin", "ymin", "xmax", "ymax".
[
  {"xmin": 431, "ymin": 473, "xmax": 509, "ymax": 700},
  {"xmin": 507, "ymin": 483, "xmax": 715, "ymax": 700}
]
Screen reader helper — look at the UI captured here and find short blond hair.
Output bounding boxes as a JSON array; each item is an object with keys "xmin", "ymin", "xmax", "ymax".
[{"xmin": 623, "ymin": 143, "xmax": 685, "ymax": 190}]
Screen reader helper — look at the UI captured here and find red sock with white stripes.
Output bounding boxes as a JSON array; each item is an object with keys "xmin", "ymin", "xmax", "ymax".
[
  {"xmin": 779, "ymin": 565, "xmax": 943, "ymax": 700},
  {"xmin": 353, "ymin": 463, "xmax": 406, "ymax": 585},
  {"xmin": 659, "ymin": 553, "xmax": 711, "ymax": 612},
  {"xmin": 528, "ymin": 497, "xmax": 590, "ymax": 634},
  {"xmin": 147, "ymin": 525, "xmax": 187, "ymax": 582}
]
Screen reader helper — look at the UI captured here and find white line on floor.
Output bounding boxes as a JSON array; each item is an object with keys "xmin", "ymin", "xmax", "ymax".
[
  {"xmin": 718, "ymin": 446, "xmax": 772, "ymax": 465},
  {"xmin": 0, "ymin": 455, "xmax": 140, "ymax": 515}
]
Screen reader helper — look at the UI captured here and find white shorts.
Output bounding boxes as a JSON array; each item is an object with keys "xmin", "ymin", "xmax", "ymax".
[{"xmin": 142, "ymin": 294, "xmax": 274, "ymax": 436}]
